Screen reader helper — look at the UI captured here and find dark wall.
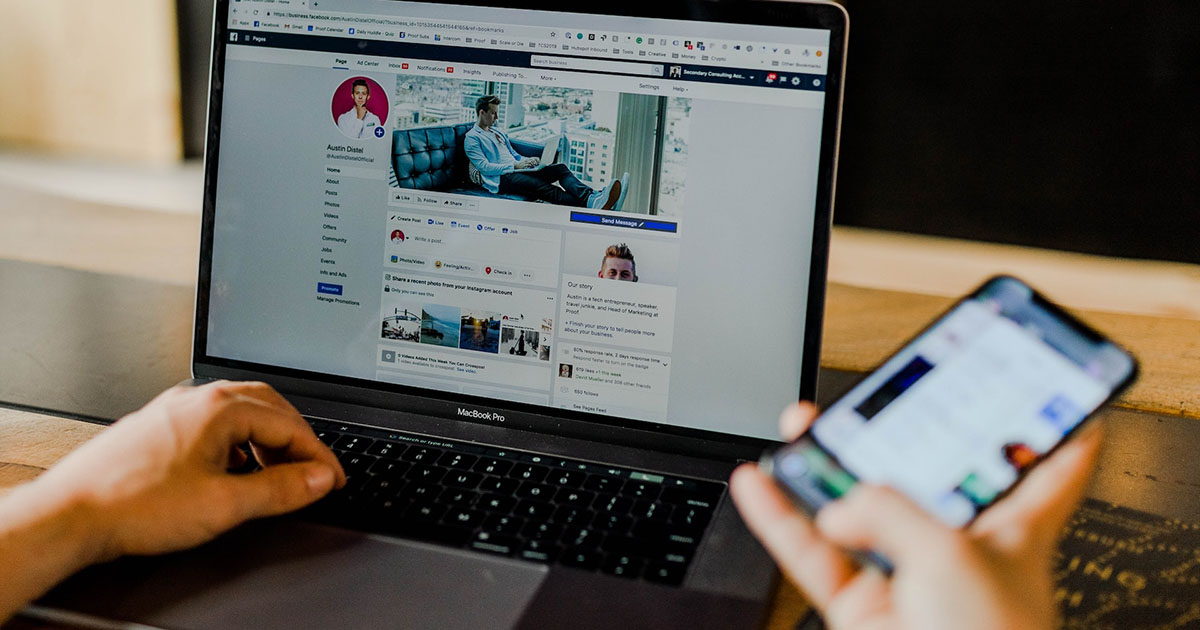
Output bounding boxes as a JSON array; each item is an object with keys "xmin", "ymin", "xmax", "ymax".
[
  {"xmin": 832, "ymin": 1, "xmax": 1200, "ymax": 263},
  {"xmin": 177, "ymin": 0, "xmax": 215, "ymax": 158}
]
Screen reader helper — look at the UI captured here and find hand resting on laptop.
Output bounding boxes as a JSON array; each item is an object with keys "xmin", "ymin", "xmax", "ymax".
[
  {"xmin": 730, "ymin": 402, "xmax": 1102, "ymax": 630},
  {"xmin": 0, "ymin": 381, "xmax": 345, "ymax": 622}
]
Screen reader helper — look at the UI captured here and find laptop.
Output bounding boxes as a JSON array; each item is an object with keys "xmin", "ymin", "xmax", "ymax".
[
  {"xmin": 36, "ymin": 1, "xmax": 846, "ymax": 628},
  {"xmin": 514, "ymin": 134, "xmax": 562, "ymax": 172}
]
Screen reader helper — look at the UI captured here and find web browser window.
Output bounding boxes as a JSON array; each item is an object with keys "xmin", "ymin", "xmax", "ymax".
[{"xmin": 207, "ymin": 1, "xmax": 834, "ymax": 440}]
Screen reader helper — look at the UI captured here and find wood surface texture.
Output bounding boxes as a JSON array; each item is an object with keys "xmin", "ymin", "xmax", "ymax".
[{"xmin": 0, "ymin": 1, "xmax": 182, "ymax": 162}]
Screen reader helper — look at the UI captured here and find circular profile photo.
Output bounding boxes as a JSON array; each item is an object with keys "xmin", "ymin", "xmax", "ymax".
[
  {"xmin": 390, "ymin": 229, "xmax": 405, "ymax": 244},
  {"xmin": 331, "ymin": 76, "xmax": 388, "ymax": 140}
]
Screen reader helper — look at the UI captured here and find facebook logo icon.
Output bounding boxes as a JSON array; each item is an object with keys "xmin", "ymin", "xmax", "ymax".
[
  {"xmin": 253, "ymin": 20, "xmax": 259, "ymax": 27},
  {"xmin": 307, "ymin": 25, "xmax": 313, "ymax": 31},
  {"xmin": 348, "ymin": 27, "xmax": 355, "ymax": 34}
]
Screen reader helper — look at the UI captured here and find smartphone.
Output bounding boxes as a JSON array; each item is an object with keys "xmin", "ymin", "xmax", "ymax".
[{"xmin": 767, "ymin": 276, "xmax": 1137, "ymax": 539}]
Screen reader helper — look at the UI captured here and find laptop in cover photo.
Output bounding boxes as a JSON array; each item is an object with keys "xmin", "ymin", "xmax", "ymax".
[{"xmin": 37, "ymin": 1, "xmax": 847, "ymax": 628}]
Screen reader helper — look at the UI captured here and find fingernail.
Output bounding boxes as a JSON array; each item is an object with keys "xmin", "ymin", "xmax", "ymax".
[{"xmin": 306, "ymin": 465, "xmax": 335, "ymax": 494}]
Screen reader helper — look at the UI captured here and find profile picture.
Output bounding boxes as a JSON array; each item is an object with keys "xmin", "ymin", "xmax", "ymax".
[
  {"xmin": 331, "ymin": 76, "xmax": 388, "ymax": 140},
  {"xmin": 669, "ymin": 65, "xmax": 682, "ymax": 79},
  {"xmin": 559, "ymin": 363, "xmax": 573, "ymax": 378},
  {"xmin": 390, "ymin": 229, "xmax": 405, "ymax": 243},
  {"xmin": 598, "ymin": 243, "xmax": 638, "ymax": 282}
]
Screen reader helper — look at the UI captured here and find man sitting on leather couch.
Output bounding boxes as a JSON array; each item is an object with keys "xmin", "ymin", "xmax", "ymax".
[{"xmin": 465, "ymin": 95, "xmax": 627, "ymax": 210}]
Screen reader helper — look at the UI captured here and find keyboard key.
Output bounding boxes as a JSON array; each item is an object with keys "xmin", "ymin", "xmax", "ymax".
[
  {"xmin": 438, "ymin": 452, "xmax": 479, "ymax": 470},
  {"xmin": 560, "ymin": 548, "xmax": 603, "ymax": 571},
  {"xmin": 404, "ymin": 465, "xmax": 445, "ymax": 484},
  {"xmin": 670, "ymin": 506, "xmax": 713, "ymax": 532},
  {"xmin": 593, "ymin": 513, "xmax": 633, "ymax": 533},
  {"xmin": 401, "ymin": 447, "xmax": 443, "ymax": 464},
  {"xmin": 332, "ymin": 435, "xmax": 374, "ymax": 453},
  {"xmin": 554, "ymin": 488, "xmax": 596, "ymax": 507},
  {"xmin": 602, "ymin": 554, "xmax": 646, "ymax": 579},
  {"xmin": 315, "ymin": 430, "xmax": 341, "ymax": 446},
  {"xmin": 478, "ymin": 493, "xmax": 517, "ymax": 513},
  {"xmin": 482, "ymin": 514, "xmax": 524, "ymax": 536},
  {"xmin": 405, "ymin": 501, "xmax": 447, "ymax": 522},
  {"xmin": 368, "ymin": 459, "xmax": 410, "ymax": 478},
  {"xmin": 509, "ymin": 464, "xmax": 549, "ymax": 483},
  {"xmin": 660, "ymin": 488, "xmax": 718, "ymax": 512},
  {"xmin": 522, "ymin": 521, "xmax": 564, "ymax": 540},
  {"xmin": 338, "ymin": 453, "xmax": 378, "ymax": 475},
  {"xmin": 621, "ymin": 481, "xmax": 661, "ymax": 501},
  {"xmin": 562, "ymin": 527, "xmax": 599, "ymax": 548},
  {"xmin": 364, "ymin": 436, "xmax": 408, "ymax": 456},
  {"xmin": 633, "ymin": 500, "xmax": 672, "ymax": 523},
  {"xmin": 470, "ymin": 532, "xmax": 518, "ymax": 556},
  {"xmin": 444, "ymin": 471, "xmax": 483, "ymax": 489},
  {"xmin": 443, "ymin": 508, "xmax": 484, "ymax": 529},
  {"xmin": 362, "ymin": 476, "xmax": 405, "ymax": 497},
  {"xmin": 583, "ymin": 475, "xmax": 623, "ymax": 494},
  {"xmin": 515, "ymin": 499, "xmax": 553, "ymax": 520},
  {"xmin": 546, "ymin": 470, "xmax": 584, "ymax": 488},
  {"xmin": 519, "ymin": 539, "xmax": 561, "ymax": 563},
  {"xmin": 515, "ymin": 482, "xmax": 554, "ymax": 500},
  {"xmin": 442, "ymin": 490, "xmax": 479, "ymax": 506},
  {"xmin": 479, "ymin": 476, "xmax": 519, "ymax": 495},
  {"xmin": 644, "ymin": 561, "xmax": 686, "ymax": 585},
  {"xmin": 594, "ymin": 494, "xmax": 633, "ymax": 515},
  {"xmin": 552, "ymin": 505, "xmax": 593, "ymax": 527},
  {"xmin": 472, "ymin": 458, "xmax": 514, "ymax": 476},
  {"xmin": 399, "ymin": 482, "xmax": 443, "ymax": 502}
]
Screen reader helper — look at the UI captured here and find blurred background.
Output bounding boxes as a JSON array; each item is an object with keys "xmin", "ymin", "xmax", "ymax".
[{"xmin": 1, "ymin": 0, "xmax": 1197, "ymax": 263}]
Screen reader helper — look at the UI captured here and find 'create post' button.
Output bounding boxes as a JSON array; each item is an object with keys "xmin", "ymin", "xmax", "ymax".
[{"xmin": 317, "ymin": 283, "xmax": 344, "ymax": 295}]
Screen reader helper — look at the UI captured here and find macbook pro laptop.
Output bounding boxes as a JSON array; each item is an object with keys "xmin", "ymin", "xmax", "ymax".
[{"xmin": 37, "ymin": 1, "xmax": 847, "ymax": 628}]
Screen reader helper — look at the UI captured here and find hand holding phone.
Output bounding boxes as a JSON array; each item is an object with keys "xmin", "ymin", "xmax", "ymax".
[
  {"xmin": 730, "ymin": 401, "xmax": 1103, "ymax": 630},
  {"xmin": 729, "ymin": 276, "xmax": 1135, "ymax": 630}
]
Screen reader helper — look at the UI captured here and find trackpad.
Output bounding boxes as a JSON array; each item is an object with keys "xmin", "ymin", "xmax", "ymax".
[{"xmin": 38, "ymin": 520, "xmax": 548, "ymax": 630}]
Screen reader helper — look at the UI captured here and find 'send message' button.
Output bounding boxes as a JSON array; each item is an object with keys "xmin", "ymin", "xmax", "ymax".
[
  {"xmin": 569, "ymin": 212, "xmax": 678, "ymax": 233},
  {"xmin": 317, "ymin": 282, "xmax": 344, "ymax": 295}
]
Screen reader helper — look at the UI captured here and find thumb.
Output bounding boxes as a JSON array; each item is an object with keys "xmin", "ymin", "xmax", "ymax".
[
  {"xmin": 816, "ymin": 484, "xmax": 954, "ymax": 567},
  {"xmin": 225, "ymin": 462, "xmax": 337, "ymax": 523}
]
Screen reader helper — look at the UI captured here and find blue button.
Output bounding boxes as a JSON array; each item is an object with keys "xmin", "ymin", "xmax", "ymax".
[
  {"xmin": 317, "ymin": 283, "xmax": 343, "ymax": 295},
  {"xmin": 569, "ymin": 212, "xmax": 678, "ymax": 233}
]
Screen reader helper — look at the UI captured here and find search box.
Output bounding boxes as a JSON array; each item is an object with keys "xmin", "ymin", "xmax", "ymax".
[{"xmin": 530, "ymin": 55, "xmax": 663, "ymax": 77}]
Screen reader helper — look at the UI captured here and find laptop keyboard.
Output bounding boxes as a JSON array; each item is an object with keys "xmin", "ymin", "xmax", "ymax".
[{"xmin": 295, "ymin": 418, "xmax": 725, "ymax": 586}]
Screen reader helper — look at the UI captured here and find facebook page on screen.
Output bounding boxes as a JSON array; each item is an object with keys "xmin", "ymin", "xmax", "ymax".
[{"xmin": 207, "ymin": 1, "xmax": 833, "ymax": 439}]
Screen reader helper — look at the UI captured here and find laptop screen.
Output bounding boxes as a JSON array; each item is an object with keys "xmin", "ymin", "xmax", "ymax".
[{"xmin": 202, "ymin": 0, "xmax": 842, "ymax": 442}]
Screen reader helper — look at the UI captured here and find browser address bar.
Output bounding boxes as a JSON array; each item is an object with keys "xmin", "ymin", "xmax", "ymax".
[{"xmin": 530, "ymin": 55, "xmax": 663, "ymax": 77}]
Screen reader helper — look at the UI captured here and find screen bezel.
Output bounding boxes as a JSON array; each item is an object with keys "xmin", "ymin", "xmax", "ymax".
[
  {"xmin": 193, "ymin": 0, "xmax": 848, "ymax": 460},
  {"xmin": 771, "ymin": 275, "xmax": 1139, "ymax": 521}
]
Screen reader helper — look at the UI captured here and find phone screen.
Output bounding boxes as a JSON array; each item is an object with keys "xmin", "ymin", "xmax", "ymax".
[{"xmin": 772, "ymin": 277, "xmax": 1137, "ymax": 527}]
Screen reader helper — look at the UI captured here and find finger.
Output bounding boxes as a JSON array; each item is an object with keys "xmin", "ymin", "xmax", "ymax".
[
  {"xmin": 817, "ymin": 484, "xmax": 955, "ymax": 567},
  {"xmin": 779, "ymin": 402, "xmax": 820, "ymax": 441},
  {"xmin": 213, "ymin": 397, "xmax": 345, "ymax": 488},
  {"xmin": 970, "ymin": 421, "xmax": 1103, "ymax": 551},
  {"xmin": 729, "ymin": 464, "xmax": 858, "ymax": 611},
  {"xmin": 223, "ymin": 461, "xmax": 337, "ymax": 523}
]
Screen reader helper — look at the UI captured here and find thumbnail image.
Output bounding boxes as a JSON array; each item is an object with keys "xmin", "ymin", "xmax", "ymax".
[
  {"xmin": 331, "ymin": 76, "xmax": 389, "ymax": 140},
  {"xmin": 420, "ymin": 304, "xmax": 461, "ymax": 348},
  {"xmin": 500, "ymin": 326, "xmax": 542, "ymax": 359},
  {"xmin": 559, "ymin": 363, "xmax": 574, "ymax": 378},
  {"xmin": 381, "ymin": 304, "xmax": 421, "ymax": 343},
  {"xmin": 390, "ymin": 75, "xmax": 690, "ymax": 217},
  {"xmin": 459, "ymin": 309, "xmax": 501, "ymax": 353}
]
